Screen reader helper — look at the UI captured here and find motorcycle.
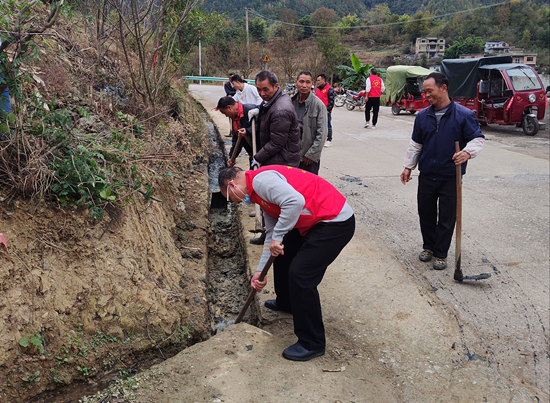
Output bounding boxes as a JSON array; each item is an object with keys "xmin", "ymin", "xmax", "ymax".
[
  {"xmin": 345, "ymin": 90, "xmax": 367, "ymax": 111},
  {"xmin": 283, "ymin": 82, "xmax": 297, "ymax": 97},
  {"xmin": 334, "ymin": 87, "xmax": 345, "ymax": 107}
]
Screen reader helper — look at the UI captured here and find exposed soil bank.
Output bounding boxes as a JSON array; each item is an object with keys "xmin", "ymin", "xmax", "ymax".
[{"xmin": 0, "ymin": 110, "xmax": 223, "ymax": 402}]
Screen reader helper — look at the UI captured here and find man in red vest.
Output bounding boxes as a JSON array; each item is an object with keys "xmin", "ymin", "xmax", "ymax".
[
  {"xmin": 364, "ymin": 68, "xmax": 385, "ymax": 129},
  {"xmin": 219, "ymin": 165, "xmax": 355, "ymax": 361},
  {"xmin": 315, "ymin": 74, "xmax": 335, "ymax": 147}
]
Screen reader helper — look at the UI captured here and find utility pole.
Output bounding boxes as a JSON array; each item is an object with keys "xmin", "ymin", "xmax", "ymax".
[
  {"xmin": 198, "ymin": 32, "xmax": 202, "ymax": 85},
  {"xmin": 245, "ymin": 8, "xmax": 250, "ymax": 76}
]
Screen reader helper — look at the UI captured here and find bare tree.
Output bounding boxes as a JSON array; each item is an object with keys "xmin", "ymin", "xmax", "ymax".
[{"xmin": 109, "ymin": 0, "xmax": 200, "ymax": 109}]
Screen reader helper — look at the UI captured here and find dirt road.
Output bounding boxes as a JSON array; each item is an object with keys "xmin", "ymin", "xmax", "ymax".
[{"xmin": 132, "ymin": 85, "xmax": 549, "ymax": 403}]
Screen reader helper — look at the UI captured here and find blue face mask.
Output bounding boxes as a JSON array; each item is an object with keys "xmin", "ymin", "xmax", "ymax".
[{"xmin": 228, "ymin": 181, "xmax": 252, "ymax": 204}]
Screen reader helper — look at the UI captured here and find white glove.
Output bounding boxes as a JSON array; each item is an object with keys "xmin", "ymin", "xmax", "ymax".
[{"xmin": 248, "ymin": 108, "xmax": 259, "ymax": 121}]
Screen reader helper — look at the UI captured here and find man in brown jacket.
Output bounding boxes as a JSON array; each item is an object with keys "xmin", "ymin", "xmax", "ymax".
[{"xmin": 254, "ymin": 70, "xmax": 301, "ymax": 168}]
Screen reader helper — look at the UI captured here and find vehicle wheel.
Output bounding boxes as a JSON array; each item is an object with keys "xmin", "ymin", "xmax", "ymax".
[
  {"xmin": 523, "ymin": 115, "xmax": 539, "ymax": 136},
  {"xmin": 391, "ymin": 104, "xmax": 401, "ymax": 115},
  {"xmin": 408, "ymin": 110, "xmax": 417, "ymax": 115},
  {"xmin": 346, "ymin": 102, "xmax": 355, "ymax": 111},
  {"xmin": 335, "ymin": 95, "xmax": 345, "ymax": 107}
]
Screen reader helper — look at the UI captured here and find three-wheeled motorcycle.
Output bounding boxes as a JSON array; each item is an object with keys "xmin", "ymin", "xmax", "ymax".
[
  {"xmin": 385, "ymin": 66, "xmax": 432, "ymax": 115},
  {"xmin": 441, "ymin": 56, "xmax": 548, "ymax": 136}
]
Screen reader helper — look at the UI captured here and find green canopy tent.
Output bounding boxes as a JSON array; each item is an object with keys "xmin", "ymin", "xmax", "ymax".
[{"xmin": 386, "ymin": 66, "xmax": 432, "ymax": 103}]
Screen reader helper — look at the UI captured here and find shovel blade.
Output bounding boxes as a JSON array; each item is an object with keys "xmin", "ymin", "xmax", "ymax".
[{"xmin": 462, "ymin": 273, "xmax": 491, "ymax": 281}]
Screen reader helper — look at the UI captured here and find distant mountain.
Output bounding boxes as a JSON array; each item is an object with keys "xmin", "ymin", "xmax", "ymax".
[{"xmin": 200, "ymin": 0, "xmax": 546, "ymax": 20}]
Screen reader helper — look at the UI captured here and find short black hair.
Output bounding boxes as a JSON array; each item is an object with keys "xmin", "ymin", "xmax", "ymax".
[
  {"xmin": 316, "ymin": 73, "xmax": 326, "ymax": 81},
  {"xmin": 230, "ymin": 75, "xmax": 245, "ymax": 83},
  {"xmin": 297, "ymin": 71, "xmax": 313, "ymax": 80},
  {"xmin": 228, "ymin": 72, "xmax": 235, "ymax": 77},
  {"xmin": 217, "ymin": 96, "xmax": 237, "ymax": 110},
  {"xmin": 370, "ymin": 68, "xmax": 377, "ymax": 75},
  {"xmin": 255, "ymin": 70, "xmax": 278, "ymax": 86},
  {"xmin": 426, "ymin": 72, "xmax": 449, "ymax": 88},
  {"xmin": 218, "ymin": 167, "xmax": 243, "ymax": 189}
]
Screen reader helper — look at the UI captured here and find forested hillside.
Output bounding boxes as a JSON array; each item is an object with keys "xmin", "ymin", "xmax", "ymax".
[
  {"xmin": 201, "ymin": 0, "xmax": 548, "ymax": 18},
  {"xmin": 189, "ymin": 0, "xmax": 549, "ymax": 81}
]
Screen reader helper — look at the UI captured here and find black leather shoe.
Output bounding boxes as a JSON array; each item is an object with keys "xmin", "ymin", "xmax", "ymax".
[
  {"xmin": 250, "ymin": 232, "xmax": 266, "ymax": 245},
  {"xmin": 264, "ymin": 300, "xmax": 292, "ymax": 314},
  {"xmin": 282, "ymin": 343, "xmax": 325, "ymax": 361}
]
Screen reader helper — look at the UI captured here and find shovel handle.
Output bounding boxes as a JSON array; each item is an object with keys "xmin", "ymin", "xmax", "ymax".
[
  {"xmin": 235, "ymin": 255, "xmax": 276, "ymax": 324},
  {"xmin": 230, "ymin": 136, "xmax": 242, "ymax": 163},
  {"xmin": 453, "ymin": 141, "xmax": 463, "ymax": 281}
]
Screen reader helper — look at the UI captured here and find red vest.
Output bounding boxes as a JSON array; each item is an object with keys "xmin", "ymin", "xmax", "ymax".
[
  {"xmin": 245, "ymin": 166, "xmax": 346, "ymax": 235},
  {"xmin": 368, "ymin": 75, "xmax": 382, "ymax": 97},
  {"xmin": 316, "ymin": 83, "xmax": 331, "ymax": 108}
]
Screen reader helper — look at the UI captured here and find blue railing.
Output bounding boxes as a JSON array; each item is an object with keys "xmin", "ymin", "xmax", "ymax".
[{"xmin": 184, "ymin": 76, "xmax": 255, "ymax": 84}]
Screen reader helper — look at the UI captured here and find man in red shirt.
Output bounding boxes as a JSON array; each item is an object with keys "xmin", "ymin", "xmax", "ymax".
[
  {"xmin": 315, "ymin": 74, "xmax": 335, "ymax": 147},
  {"xmin": 364, "ymin": 68, "xmax": 385, "ymax": 129},
  {"xmin": 219, "ymin": 165, "xmax": 355, "ymax": 361}
]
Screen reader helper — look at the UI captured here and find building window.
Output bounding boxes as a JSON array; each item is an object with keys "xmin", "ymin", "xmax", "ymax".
[
  {"xmin": 421, "ymin": 45, "xmax": 425, "ymax": 50},
  {"xmin": 527, "ymin": 56, "xmax": 533, "ymax": 61},
  {"xmin": 514, "ymin": 58, "xmax": 520, "ymax": 63},
  {"xmin": 439, "ymin": 45, "xmax": 443, "ymax": 50},
  {"xmin": 504, "ymin": 49, "xmax": 509, "ymax": 53},
  {"xmin": 421, "ymin": 40, "xmax": 425, "ymax": 43}
]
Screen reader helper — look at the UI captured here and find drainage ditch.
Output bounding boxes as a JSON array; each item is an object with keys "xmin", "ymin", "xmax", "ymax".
[
  {"xmin": 30, "ymin": 115, "xmax": 254, "ymax": 403},
  {"xmin": 204, "ymin": 119, "xmax": 256, "ymax": 331}
]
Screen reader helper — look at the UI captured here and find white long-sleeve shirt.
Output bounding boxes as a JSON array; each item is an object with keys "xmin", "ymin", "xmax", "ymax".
[{"xmin": 233, "ymin": 83, "xmax": 262, "ymax": 106}]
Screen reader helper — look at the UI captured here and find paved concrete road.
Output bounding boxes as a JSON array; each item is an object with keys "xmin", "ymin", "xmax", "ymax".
[{"xmin": 189, "ymin": 84, "xmax": 549, "ymax": 402}]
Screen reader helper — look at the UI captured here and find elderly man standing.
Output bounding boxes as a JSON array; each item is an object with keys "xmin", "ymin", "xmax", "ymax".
[
  {"xmin": 292, "ymin": 71, "xmax": 327, "ymax": 175},
  {"xmin": 248, "ymin": 70, "xmax": 302, "ymax": 246},
  {"xmin": 219, "ymin": 165, "xmax": 355, "ymax": 361},
  {"xmin": 400, "ymin": 72, "xmax": 484, "ymax": 270},
  {"xmin": 254, "ymin": 70, "xmax": 301, "ymax": 168},
  {"xmin": 231, "ymin": 75, "xmax": 262, "ymax": 106}
]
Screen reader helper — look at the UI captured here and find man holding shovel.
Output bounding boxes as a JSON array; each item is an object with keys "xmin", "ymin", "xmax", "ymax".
[
  {"xmin": 219, "ymin": 165, "xmax": 355, "ymax": 361},
  {"xmin": 216, "ymin": 96, "xmax": 258, "ymax": 168},
  {"xmin": 400, "ymin": 72, "xmax": 484, "ymax": 270}
]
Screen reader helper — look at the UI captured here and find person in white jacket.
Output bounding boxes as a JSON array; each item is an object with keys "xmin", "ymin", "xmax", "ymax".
[{"xmin": 231, "ymin": 75, "xmax": 262, "ymax": 106}]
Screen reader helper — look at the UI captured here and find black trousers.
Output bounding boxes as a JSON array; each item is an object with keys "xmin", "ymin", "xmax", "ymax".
[
  {"xmin": 273, "ymin": 215, "xmax": 355, "ymax": 350},
  {"xmin": 417, "ymin": 175, "xmax": 457, "ymax": 259},
  {"xmin": 364, "ymin": 97, "xmax": 380, "ymax": 126},
  {"xmin": 299, "ymin": 160, "xmax": 320, "ymax": 175}
]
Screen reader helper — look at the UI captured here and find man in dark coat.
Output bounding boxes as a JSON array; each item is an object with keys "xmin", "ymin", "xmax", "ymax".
[
  {"xmin": 254, "ymin": 70, "xmax": 301, "ymax": 168},
  {"xmin": 224, "ymin": 72, "xmax": 236, "ymax": 97}
]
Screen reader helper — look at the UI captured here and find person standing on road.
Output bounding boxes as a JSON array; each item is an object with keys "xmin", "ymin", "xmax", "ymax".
[
  {"xmin": 219, "ymin": 165, "xmax": 355, "ymax": 361},
  {"xmin": 250, "ymin": 70, "xmax": 302, "ymax": 246},
  {"xmin": 315, "ymin": 74, "xmax": 334, "ymax": 148},
  {"xmin": 231, "ymin": 75, "xmax": 263, "ymax": 106},
  {"xmin": 400, "ymin": 72, "xmax": 485, "ymax": 270},
  {"xmin": 292, "ymin": 71, "xmax": 328, "ymax": 175},
  {"xmin": 364, "ymin": 68, "xmax": 385, "ymax": 129},
  {"xmin": 224, "ymin": 72, "xmax": 236, "ymax": 97},
  {"xmin": 216, "ymin": 96, "xmax": 258, "ymax": 168},
  {"xmin": 254, "ymin": 70, "xmax": 301, "ymax": 167}
]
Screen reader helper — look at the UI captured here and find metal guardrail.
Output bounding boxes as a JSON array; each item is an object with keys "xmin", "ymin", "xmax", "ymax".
[{"xmin": 184, "ymin": 76, "xmax": 255, "ymax": 84}]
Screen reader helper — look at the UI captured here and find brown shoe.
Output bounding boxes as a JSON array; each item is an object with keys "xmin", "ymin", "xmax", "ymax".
[{"xmin": 419, "ymin": 249, "xmax": 433, "ymax": 262}]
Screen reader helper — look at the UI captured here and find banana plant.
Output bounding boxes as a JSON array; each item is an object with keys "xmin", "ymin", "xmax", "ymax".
[{"xmin": 336, "ymin": 54, "xmax": 373, "ymax": 91}]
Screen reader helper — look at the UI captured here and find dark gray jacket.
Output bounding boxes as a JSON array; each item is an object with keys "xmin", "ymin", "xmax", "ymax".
[{"xmin": 255, "ymin": 88, "xmax": 301, "ymax": 167}]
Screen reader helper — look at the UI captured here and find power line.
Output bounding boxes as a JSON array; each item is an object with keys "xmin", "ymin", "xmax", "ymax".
[{"xmin": 248, "ymin": 0, "xmax": 519, "ymax": 30}]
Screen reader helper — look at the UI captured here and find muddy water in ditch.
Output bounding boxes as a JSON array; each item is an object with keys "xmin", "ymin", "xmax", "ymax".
[
  {"xmin": 205, "ymin": 119, "xmax": 254, "ymax": 331},
  {"xmin": 31, "ymin": 117, "xmax": 252, "ymax": 403}
]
